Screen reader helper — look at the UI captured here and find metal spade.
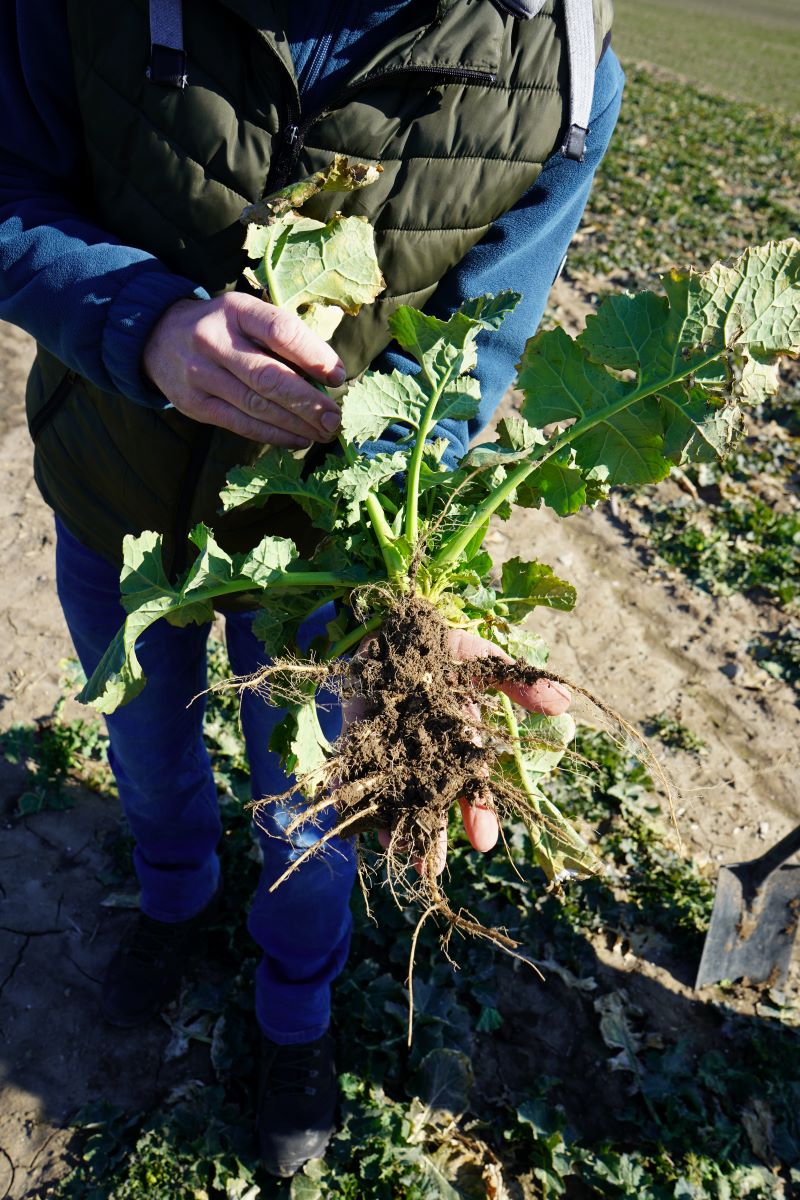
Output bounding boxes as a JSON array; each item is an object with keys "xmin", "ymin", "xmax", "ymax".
[{"xmin": 695, "ymin": 823, "xmax": 800, "ymax": 991}]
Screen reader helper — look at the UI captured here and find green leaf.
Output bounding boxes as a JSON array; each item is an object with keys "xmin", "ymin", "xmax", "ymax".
[
  {"xmin": 465, "ymin": 416, "xmax": 546, "ymax": 469},
  {"xmin": 519, "ymin": 327, "xmax": 670, "ymax": 486},
  {"xmin": 389, "ymin": 292, "xmax": 519, "ymax": 387},
  {"xmin": 521, "ymin": 784, "xmax": 601, "ymax": 882},
  {"xmin": 78, "ymin": 526, "xmax": 298, "ymax": 713},
  {"xmin": 514, "ymin": 239, "xmax": 800, "ymax": 494},
  {"xmin": 412, "ymin": 1049, "xmax": 473, "ymax": 1115},
  {"xmin": 476, "ymin": 1006, "xmax": 503, "ymax": 1032},
  {"xmin": 492, "ymin": 625, "xmax": 550, "ymax": 668},
  {"xmin": 78, "ymin": 531, "xmax": 184, "ymax": 712},
  {"xmin": 336, "ymin": 452, "xmax": 409, "ymax": 526},
  {"xmin": 519, "ymin": 712, "xmax": 575, "ymax": 777},
  {"xmin": 516, "ymin": 448, "xmax": 587, "ymax": 516},
  {"xmin": 341, "ymin": 368, "xmax": 428, "ymax": 445},
  {"xmin": 291, "ymin": 697, "xmax": 332, "ymax": 785},
  {"xmin": 220, "ymin": 449, "xmax": 339, "ymax": 530},
  {"xmin": 658, "ymin": 383, "xmax": 744, "ymax": 464},
  {"xmin": 433, "ymin": 375, "xmax": 482, "ymax": 423},
  {"xmin": 500, "ymin": 557, "xmax": 576, "ymax": 617},
  {"xmin": 244, "ymin": 210, "xmax": 385, "ymax": 336},
  {"xmin": 237, "ymin": 531, "xmax": 300, "ymax": 588}
]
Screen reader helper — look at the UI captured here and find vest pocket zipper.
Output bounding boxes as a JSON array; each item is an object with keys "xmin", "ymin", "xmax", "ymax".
[
  {"xmin": 29, "ymin": 370, "xmax": 78, "ymax": 442},
  {"xmin": 267, "ymin": 64, "xmax": 498, "ymax": 193}
]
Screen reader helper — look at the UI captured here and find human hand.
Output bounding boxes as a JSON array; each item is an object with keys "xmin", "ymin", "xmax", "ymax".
[
  {"xmin": 142, "ymin": 293, "xmax": 346, "ymax": 447},
  {"xmin": 374, "ymin": 627, "xmax": 571, "ymax": 873}
]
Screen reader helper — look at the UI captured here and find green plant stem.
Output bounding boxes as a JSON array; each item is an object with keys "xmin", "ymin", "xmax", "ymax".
[
  {"xmin": 432, "ymin": 350, "xmax": 722, "ymax": 569},
  {"xmin": 338, "ymin": 434, "xmax": 406, "ymax": 581},
  {"xmin": 404, "ymin": 382, "xmax": 447, "ymax": 546},
  {"xmin": 179, "ymin": 571, "xmax": 358, "ymax": 604},
  {"xmin": 499, "ymin": 692, "xmax": 540, "ymax": 808},
  {"xmin": 327, "ymin": 614, "xmax": 383, "ymax": 660}
]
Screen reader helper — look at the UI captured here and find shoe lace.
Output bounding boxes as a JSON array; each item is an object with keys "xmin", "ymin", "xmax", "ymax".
[{"xmin": 268, "ymin": 1043, "xmax": 325, "ymax": 1096}]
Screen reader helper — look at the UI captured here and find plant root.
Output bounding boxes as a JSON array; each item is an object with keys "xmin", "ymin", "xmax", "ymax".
[{"xmin": 247, "ymin": 593, "xmax": 675, "ymax": 986}]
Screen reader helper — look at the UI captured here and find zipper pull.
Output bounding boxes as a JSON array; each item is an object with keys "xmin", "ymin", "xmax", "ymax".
[{"xmin": 266, "ymin": 122, "xmax": 302, "ymax": 193}]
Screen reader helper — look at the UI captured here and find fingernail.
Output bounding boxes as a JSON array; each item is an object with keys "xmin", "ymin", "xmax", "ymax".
[
  {"xmin": 328, "ymin": 362, "xmax": 346, "ymax": 386},
  {"xmin": 321, "ymin": 411, "xmax": 341, "ymax": 433}
]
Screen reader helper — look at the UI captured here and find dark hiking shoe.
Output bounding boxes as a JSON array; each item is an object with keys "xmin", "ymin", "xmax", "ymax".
[
  {"xmin": 100, "ymin": 885, "xmax": 222, "ymax": 1027},
  {"xmin": 258, "ymin": 1032, "xmax": 337, "ymax": 1177}
]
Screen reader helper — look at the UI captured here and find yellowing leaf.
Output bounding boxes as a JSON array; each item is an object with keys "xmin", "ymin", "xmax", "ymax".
[{"xmin": 245, "ymin": 212, "xmax": 385, "ymax": 334}]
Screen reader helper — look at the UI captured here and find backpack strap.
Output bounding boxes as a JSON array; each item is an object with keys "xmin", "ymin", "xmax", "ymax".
[
  {"xmin": 497, "ymin": 0, "xmax": 597, "ymax": 161},
  {"xmin": 147, "ymin": 0, "xmax": 188, "ymax": 88},
  {"xmin": 560, "ymin": 0, "xmax": 596, "ymax": 160}
]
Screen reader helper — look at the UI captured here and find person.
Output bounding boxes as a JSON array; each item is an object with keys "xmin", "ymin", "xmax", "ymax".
[{"xmin": 0, "ymin": 0, "xmax": 624, "ymax": 1178}]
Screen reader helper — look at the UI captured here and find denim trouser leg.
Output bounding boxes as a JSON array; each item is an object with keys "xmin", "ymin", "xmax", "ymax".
[
  {"xmin": 55, "ymin": 518, "xmax": 221, "ymax": 922},
  {"xmin": 225, "ymin": 609, "xmax": 357, "ymax": 1045},
  {"xmin": 55, "ymin": 517, "xmax": 356, "ymax": 1042}
]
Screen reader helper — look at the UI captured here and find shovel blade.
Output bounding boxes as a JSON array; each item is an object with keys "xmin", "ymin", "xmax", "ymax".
[{"xmin": 695, "ymin": 863, "xmax": 800, "ymax": 990}]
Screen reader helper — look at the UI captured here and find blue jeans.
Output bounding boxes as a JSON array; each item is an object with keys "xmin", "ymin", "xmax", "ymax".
[{"xmin": 55, "ymin": 517, "xmax": 356, "ymax": 1044}]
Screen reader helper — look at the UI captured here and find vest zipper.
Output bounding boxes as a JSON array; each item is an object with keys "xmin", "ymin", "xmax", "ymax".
[
  {"xmin": 266, "ymin": 63, "xmax": 498, "ymax": 193},
  {"xmin": 296, "ymin": 0, "xmax": 346, "ymax": 100},
  {"xmin": 30, "ymin": 370, "xmax": 77, "ymax": 441}
]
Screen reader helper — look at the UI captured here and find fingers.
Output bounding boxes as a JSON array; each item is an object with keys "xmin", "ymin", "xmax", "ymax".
[
  {"xmin": 504, "ymin": 676, "xmax": 572, "ymax": 715},
  {"xmin": 142, "ymin": 293, "xmax": 347, "ymax": 444},
  {"xmin": 223, "ymin": 335, "xmax": 342, "ymax": 437},
  {"xmin": 447, "ymin": 627, "xmax": 571, "ymax": 716},
  {"xmin": 236, "ymin": 296, "xmax": 346, "ymax": 386},
  {"xmin": 188, "ymin": 394, "xmax": 313, "ymax": 448},
  {"xmin": 459, "ymin": 796, "xmax": 499, "ymax": 852},
  {"xmin": 192, "ymin": 362, "xmax": 327, "ymax": 444}
]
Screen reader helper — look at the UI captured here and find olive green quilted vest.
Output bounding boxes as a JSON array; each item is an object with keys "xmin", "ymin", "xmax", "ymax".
[{"xmin": 28, "ymin": 0, "xmax": 613, "ymax": 571}]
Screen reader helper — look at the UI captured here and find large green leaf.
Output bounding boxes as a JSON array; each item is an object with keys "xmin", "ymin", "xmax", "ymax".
[
  {"xmin": 78, "ymin": 526, "xmax": 299, "ymax": 713},
  {"xmin": 341, "ymin": 368, "xmax": 428, "ymax": 445},
  {"xmin": 518, "ymin": 326, "xmax": 670, "ymax": 486},
  {"xmin": 515, "ymin": 239, "xmax": 800, "ymax": 495}
]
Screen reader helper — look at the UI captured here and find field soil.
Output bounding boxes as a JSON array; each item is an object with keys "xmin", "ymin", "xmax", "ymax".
[{"xmin": 1, "ymin": 286, "xmax": 798, "ymax": 1196}]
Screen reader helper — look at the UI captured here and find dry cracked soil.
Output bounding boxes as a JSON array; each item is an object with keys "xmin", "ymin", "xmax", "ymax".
[{"xmin": 1, "ymin": 287, "xmax": 798, "ymax": 1196}]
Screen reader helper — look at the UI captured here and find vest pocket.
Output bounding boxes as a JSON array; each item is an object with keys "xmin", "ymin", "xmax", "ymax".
[{"xmin": 26, "ymin": 361, "xmax": 78, "ymax": 442}]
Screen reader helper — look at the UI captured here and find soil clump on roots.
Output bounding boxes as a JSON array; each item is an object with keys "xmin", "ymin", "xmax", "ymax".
[
  {"xmin": 336, "ymin": 596, "xmax": 506, "ymax": 846},
  {"xmin": 266, "ymin": 596, "xmax": 552, "ymax": 968}
]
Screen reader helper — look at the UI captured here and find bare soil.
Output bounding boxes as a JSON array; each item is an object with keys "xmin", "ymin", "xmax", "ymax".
[{"xmin": 1, "ymin": 282, "xmax": 798, "ymax": 1196}]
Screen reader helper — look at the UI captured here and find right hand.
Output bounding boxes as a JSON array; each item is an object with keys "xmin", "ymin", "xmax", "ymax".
[{"xmin": 142, "ymin": 293, "xmax": 346, "ymax": 448}]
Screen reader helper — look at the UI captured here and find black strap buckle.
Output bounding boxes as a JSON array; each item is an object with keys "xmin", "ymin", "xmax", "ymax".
[
  {"xmin": 561, "ymin": 124, "xmax": 588, "ymax": 162},
  {"xmin": 147, "ymin": 43, "xmax": 187, "ymax": 89}
]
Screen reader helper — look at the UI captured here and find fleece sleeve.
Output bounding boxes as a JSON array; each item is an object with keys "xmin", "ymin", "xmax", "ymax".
[
  {"xmin": 0, "ymin": 0, "xmax": 209, "ymax": 408},
  {"xmin": 364, "ymin": 47, "xmax": 625, "ymax": 468}
]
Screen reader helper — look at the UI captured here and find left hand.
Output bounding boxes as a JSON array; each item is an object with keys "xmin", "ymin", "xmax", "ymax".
[{"xmin": 373, "ymin": 627, "xmax": 572, "ymax": 873}]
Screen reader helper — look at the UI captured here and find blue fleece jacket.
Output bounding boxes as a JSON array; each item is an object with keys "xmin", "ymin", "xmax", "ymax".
[{"xmin": 0, "ymin": 2, "xmax": 623, "ymax": 466}]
